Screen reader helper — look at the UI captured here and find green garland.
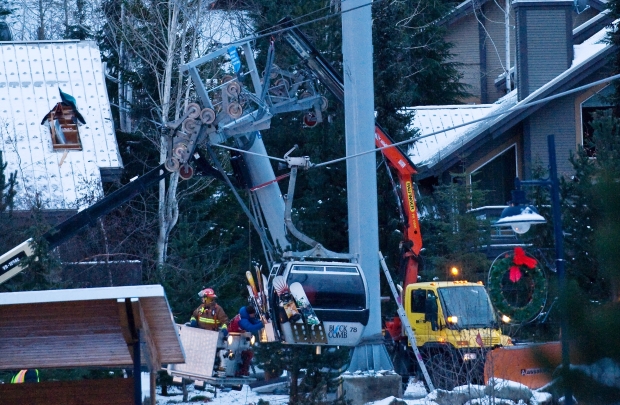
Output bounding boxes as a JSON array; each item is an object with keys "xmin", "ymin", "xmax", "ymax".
[{"xmin": 488, "ymin": 251, "xmax": 547, "ymax": 323}]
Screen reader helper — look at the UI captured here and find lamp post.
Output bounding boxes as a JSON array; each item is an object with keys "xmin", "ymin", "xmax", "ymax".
[{"xmin": 495, "ymin": 134, "xmax": 572, "ymax": 405}]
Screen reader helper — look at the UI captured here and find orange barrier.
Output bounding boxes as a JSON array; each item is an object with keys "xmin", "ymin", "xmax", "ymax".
[{"xmin": 485, "ymin": 342, "xmax": 585, "ymax": 389}]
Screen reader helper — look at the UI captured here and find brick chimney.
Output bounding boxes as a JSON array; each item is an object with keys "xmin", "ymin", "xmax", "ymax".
[{"xmin": 513, "ymin": 0, "xmax": 574, "ymax": 101}]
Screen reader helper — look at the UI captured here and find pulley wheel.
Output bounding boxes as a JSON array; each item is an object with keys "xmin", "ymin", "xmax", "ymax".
[
  {"xmin": 200, "ymin": 108, "xmax": 216, "ymax": 124},
  {"xmin": 227, "ymin": 102, "xmax": 243, "ymax": 119},
  {"xmin": 164, "ymin": 157, "xmax": 180, "ymax": 172},
  {"xmin": 226, "ymin": 81, "xmax": 241, "ymax": 97},
  {"xmin": 275, "ymin": 78, "xmax": 290, "ymax": 92},
  {"xmin": 182, "ymin": 118, "xmax": 198, "ymax": 133},
  {"xmin": 179, "ymin": 164, "xmax": 194, "ymax": 180},
  {"xmin": 269, "ymin": 64, "xmax": 280, "ymax": 80},
  {"xmin": 185, "ymin": 103, "xmax": 201, "ymax": 119},
  {"xmin": 320, "ymin": 96, "xmax": 329, "ymax": 111},
  {"xmin": 222, "ymin": 75, "xmax": 234, "ymax": 84},
  {"xmin": 299, "ymin": 91, "xmax": 312, "ymax": 100},
  {"xmin": 173, "ymin": 143, "xmax": 188, "ymax": 159},
  {"xmin": 303, "ymin": 112, "xmax": 318, "ymax": 128}
]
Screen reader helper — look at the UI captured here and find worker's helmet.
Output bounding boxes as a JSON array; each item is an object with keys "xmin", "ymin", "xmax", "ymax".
[{"xmin": 198, "ymin": 288, "xmax": 217, "ymax": 299}]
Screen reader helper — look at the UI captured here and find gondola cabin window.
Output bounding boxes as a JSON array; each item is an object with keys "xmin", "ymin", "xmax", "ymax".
[
  {"xmin": 44, "ymin": 102, "xmax": 83, "ymax": 150},
  {"xmin": 287, "ymin": 264, "xmax": 367, "ymax": 310}
]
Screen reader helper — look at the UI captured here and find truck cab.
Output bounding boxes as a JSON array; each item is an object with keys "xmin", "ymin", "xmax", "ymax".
[
  {"xmin": 404, "ymin": 281, "xmax": 511, "ymax": 348},
  {"xmin": 401, "ymin": 281, "xmax": 512, "ymax": 389}
]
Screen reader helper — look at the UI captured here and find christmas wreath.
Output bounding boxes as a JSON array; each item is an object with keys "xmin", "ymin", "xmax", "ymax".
[{"xmin": 488, "ymin": 247, "xmax": 547, "ymax": 323}]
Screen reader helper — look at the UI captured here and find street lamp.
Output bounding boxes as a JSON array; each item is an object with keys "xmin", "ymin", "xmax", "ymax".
[{"xmin": 494, "ymin": 134, "xmax": 572, "ymax": 405}]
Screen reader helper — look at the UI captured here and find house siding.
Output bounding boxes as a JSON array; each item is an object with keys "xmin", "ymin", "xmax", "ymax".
[
  {"xmin": 481, "ymin": 3, "xmax": 516, "ymax": 103},
  {"xmin": 525, "ymin": 10, "xmax": 573, "ymax": 92},
  {"xmin": 525, "ymin": 96, "xmax": 576, "ymax": 178},
  {"xmin": 446, "ymin": 13, "xmax": 482, "ymax": 103},
  {"xmin": 515, "ymin": 1, "xmax": 574, "ymax": 100}
]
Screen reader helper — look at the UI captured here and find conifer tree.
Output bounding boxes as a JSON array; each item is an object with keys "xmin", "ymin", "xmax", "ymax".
[{"xmin": 416, "ymin": 175, "xmax": 491, "ymax": 281}]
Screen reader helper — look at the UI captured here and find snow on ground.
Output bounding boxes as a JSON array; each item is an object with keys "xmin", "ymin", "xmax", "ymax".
[
  {"xmin": 155, "ymin": 383, "xmax": 289, "ymax": 405},
  {"xmin": 154, "ymin": 377, "xmax": 559, "ymax": 405}
]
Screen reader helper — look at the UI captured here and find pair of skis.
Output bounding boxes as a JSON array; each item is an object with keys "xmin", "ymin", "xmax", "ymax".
[{"xmin": 246, "ymin": 266, "xmax": 270, "ymax": 322}]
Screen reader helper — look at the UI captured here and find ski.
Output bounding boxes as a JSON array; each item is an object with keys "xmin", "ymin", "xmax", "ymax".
[
  {"xmin": 255, "ymin": 265, "xmax": 267, "ymax": 313},
  {"xmin": 246, "ymin": 270, "xmax": 258, "ymax": 297}
]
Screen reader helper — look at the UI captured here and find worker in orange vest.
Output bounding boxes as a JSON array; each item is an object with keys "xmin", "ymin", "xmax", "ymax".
[{"xmin": 190, "ymin": 288, "xmax": 229, "ymax": 335}]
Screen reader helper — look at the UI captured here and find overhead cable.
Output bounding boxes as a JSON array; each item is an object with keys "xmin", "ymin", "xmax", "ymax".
[
  {"xmin": 313, "ymin": 73, "xmax": 620, "ymax": 168},
  {"xmin": 212, "ymin": 73, "xmax": 620, "ymax": 168},
  {"xmin": 220, "ymin": 0, "xmax": 387, "ymax": 48}
]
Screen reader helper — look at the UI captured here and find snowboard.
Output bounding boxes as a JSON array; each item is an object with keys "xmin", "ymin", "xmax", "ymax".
[
  {"xmin": 272, "ymin": 276, "xmax": 302, "ymax": 323},
  {"xmin": 289, "ymin": 282, "xmax": 320, "ymax": 326}
]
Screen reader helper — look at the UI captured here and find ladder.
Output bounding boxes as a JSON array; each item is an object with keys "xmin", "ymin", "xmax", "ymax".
[{"xmin": 379, "ymin": 251, "xmax": 435, "ymax": 392}]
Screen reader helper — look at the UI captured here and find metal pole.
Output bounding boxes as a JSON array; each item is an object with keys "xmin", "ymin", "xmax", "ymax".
[
  {"xmin": 505, "ymin": 0, "xmax": 511, "ymax": 92},
  {"xmin": 342, "ymin": 0, "xmax": 393, "ymax": 372},
  {"xmin": 547, "ymin": 134, "xmax": 572, "ymax": 405},
  {"xmin": 134, "ymin": 329, "xmax": 142, "ymax": 405}
]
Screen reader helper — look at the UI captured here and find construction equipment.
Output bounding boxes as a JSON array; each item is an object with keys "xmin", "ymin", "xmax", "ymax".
[{"xmin": 0, "ymin": 164, "xmax": 170, "ymax": 286}]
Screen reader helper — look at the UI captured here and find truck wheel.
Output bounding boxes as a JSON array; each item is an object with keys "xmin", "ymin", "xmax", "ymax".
[{"xmin": 425, "ymin": 349, "xmax": 460, "ymax": 391}]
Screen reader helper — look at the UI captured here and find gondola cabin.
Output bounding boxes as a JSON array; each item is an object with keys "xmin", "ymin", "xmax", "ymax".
[{"xmin": 268, "ymin": 261, "xmax": 369, "ymax": 346}]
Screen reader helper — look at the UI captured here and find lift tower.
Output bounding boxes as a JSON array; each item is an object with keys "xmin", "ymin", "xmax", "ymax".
[{"xmin": 341, "ymin": 0, "xmax": 396, "ymax": 384}]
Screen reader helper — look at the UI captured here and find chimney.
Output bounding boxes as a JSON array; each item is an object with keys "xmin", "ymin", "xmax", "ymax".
[
  {"xmin": 0, "ymin": 13, "xmax": 12, "ymax": 41},
  {"xmin": 513, "ymin": 0, "xmax": 574, "ymax": 101}
]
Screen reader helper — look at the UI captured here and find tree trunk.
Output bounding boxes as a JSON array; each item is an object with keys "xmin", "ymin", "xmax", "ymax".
[
  {"xmin": 290, "ymin": 367, "xmax": 299, "ymax": 404},
  {"xmin": 156, "ymin": 0, "xmax": 181, "ymax": 268}
]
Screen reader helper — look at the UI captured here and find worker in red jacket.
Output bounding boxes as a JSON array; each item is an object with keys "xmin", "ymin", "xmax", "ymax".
[{"xmin": 229, "ymin": 305, "xmax": 264, "ymax": 333}]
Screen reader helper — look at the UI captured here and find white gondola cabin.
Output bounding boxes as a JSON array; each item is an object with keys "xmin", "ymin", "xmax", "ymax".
[{"xmin": 267, "ymin": 261, "xmax": 369, "ymax": 346}]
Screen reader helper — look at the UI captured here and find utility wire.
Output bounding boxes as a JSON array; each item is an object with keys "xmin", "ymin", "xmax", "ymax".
[
  {"xmin": 313, "ymin": 72, "xmax": 620, "ymax": 168},
  {"xmin": 253, "ymin": 4, "xmax": 332, "ymax": 37},
  {"xmin": 220, "ymin": 0, "xmax": 387, "ymax": 47},
  {"xmin": 213, "ymin": 143, "xmax": 286, "ymax": 162}
]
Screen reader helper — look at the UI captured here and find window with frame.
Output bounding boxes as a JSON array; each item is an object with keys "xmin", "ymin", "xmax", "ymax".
[
  {"xmin": 44, "ymin": 102, "xmax": 83, "ymax": 150},
  {"xmin": 581, "ymin": 86, "xmax": 614, "ymax": 158},
  {"xmin": 470, "ymin": 145, "xmax": 516, "ymax": 206}
]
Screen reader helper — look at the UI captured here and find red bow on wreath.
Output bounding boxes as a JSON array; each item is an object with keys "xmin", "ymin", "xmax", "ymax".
[{"xmin": 509, "ymin": 247, "xmax": 537, "ymax": 283}]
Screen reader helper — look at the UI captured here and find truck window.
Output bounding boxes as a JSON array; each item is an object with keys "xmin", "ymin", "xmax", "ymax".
[
  {"xmin": 410, "ymin": 289, "xmax": 427, "ymax": 313},
  {"xmin": 437, "ymin": 286, "xmax": 496, "ymax": 328}
]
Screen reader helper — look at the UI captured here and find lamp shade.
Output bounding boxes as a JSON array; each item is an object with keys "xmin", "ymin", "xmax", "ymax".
[{"xmin": 495, "ymin": 205, "xmax": 547, "ymax": 234}]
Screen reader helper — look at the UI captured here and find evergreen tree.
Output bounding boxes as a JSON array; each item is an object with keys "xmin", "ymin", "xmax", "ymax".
[
  {"xmin": 372, "ymin": 0, "xmax": 469, "ymax": 138},
  {"xmin": 417, "ymin": 175, "xmax": 492, "ymax": 281},
  {"xmin": 0, "ymin": 151, "xmax": 16, "ymax": 219},
  {"xmin": 0, "ymin": 150, "xmax": 17, "ymax": 255},
  {"xmin": 253, "ymin": 342, "xmax": 350, "ymax": 404},
  {"xmin": 605, "ymin": 0, "xmax": 620, "ymax": 109}
]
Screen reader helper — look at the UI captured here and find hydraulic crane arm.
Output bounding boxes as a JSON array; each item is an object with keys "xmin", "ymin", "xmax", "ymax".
[
  {"xmin": 0, "ymin": 163, "xmax": 169, "ymax": 286},
  {"xmin": 280, "ymin": 18, "xmax": 422, "ymax": 285}
]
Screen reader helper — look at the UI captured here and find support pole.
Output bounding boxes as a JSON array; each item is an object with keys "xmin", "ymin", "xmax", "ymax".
[
  {"xmin": 134, "ymin": 329, "xmax": 142, "ymax": 405},
  {"xmin": 547, "ymin": 135, "xmax": 572, "ymax": 405},
  {"xmin": 342, "ymin": 0, "xmax": 393, "ymax": 373}
]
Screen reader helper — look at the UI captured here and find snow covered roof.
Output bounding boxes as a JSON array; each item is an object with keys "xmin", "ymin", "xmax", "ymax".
[
  {"xmin": 0, "ymin": 40, "xmax": 122, "ymax": 210},
  {"xmin": 406, "ymin": 104, "xmax": 499, "ymax": 168},
  {"xmin": 406, "ymin": 23, "xmax": 614, "ymax": 176}
]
